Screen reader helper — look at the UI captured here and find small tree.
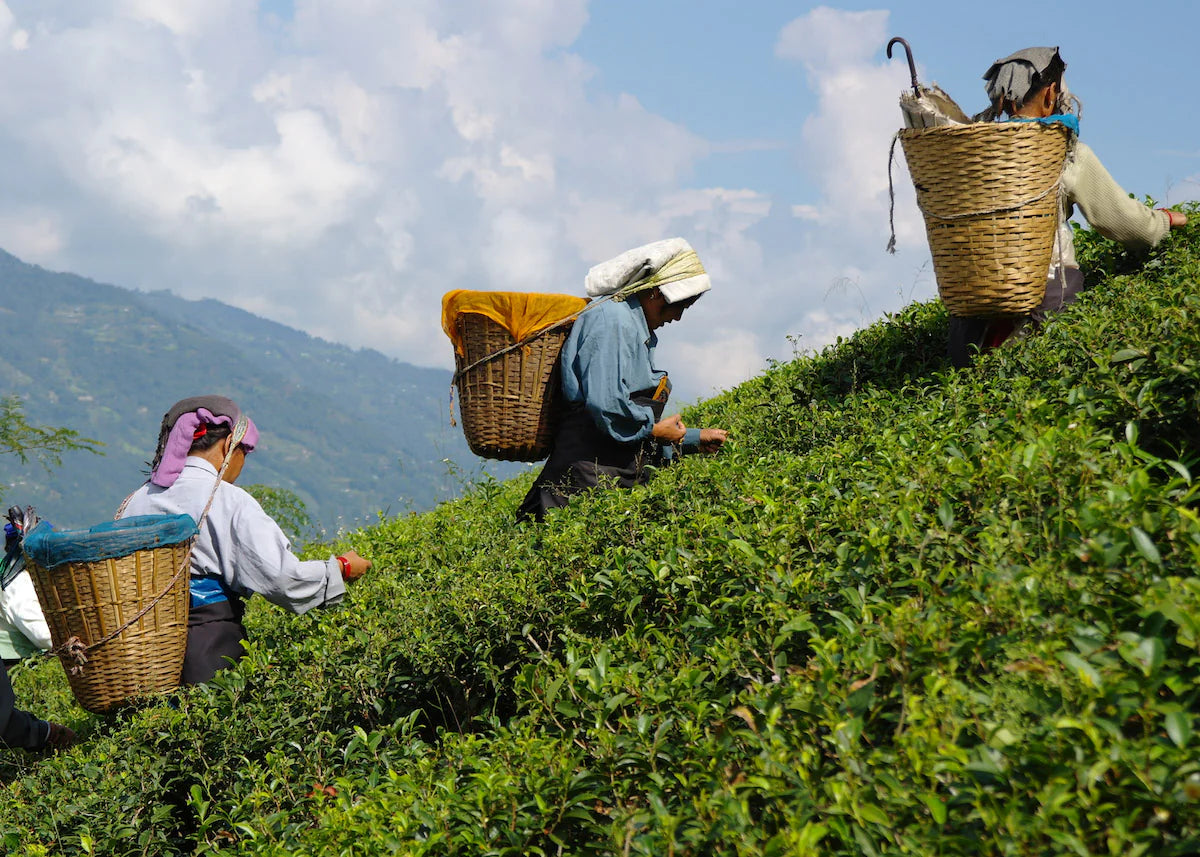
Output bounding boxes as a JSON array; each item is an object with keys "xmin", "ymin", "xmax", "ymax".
[{"xmin": 0, "ymin": 395, "xmax": 101, "ymax": 502}]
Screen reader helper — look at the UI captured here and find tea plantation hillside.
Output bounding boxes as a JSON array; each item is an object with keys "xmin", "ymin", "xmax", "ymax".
[{"xmin": 3, "ymin": 207, "xmax": 1199, "ymax": 855}]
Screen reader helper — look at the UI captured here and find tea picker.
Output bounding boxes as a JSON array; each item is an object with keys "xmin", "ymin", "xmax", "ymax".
[
  {"xmin": 116, "ymin": 396, "xmax": 373, "ymax": 686},
  {"xmin": 441, "ymin": 238, "xmax": 729, "ymax": 522},
  {"xmin": 886, "ymin": 38, "xmax": 1187, "ymax": 366},
  {"xmin": 22, "ymin": 418, "xmax": 241, "ymax": 712},
  {"xmin": 23, "ymin": 396, "xmax": 373, "ymax": 712}
]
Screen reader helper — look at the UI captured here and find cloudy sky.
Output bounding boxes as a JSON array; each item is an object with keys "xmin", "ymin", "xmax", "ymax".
[{"xmin": 0, "ymin": 0, "xmax": 1196, "ymax": 406}]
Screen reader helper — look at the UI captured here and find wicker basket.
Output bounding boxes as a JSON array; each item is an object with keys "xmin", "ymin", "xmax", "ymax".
[
  {"xmin": 899, "ymin": 122, "xmax": 1070, "ymax": 317},
  {"xmin": 26, "ymin": 541, "xmax": 192, "ymax": 714},
  {"xmin": 454, "ymin": 312, "xmax": 570, "ymax": 461}
]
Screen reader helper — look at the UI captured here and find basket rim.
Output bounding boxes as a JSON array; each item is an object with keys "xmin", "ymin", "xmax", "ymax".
[{"xmin": 898, "ymin": 121, "xmax": 1071, "ymax": 139}]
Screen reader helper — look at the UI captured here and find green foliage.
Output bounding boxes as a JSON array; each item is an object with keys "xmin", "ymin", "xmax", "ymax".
[
  {"xmin": 3, "ymin": 204, "xmax": 1200, "ymax": 854},
  {"xmin": 0, "ymin": 395, "xmax": 100, "ymax": 502},
  {"xmin": 0, "ymin": 249, "xmax": 517, "ymax": 531}
]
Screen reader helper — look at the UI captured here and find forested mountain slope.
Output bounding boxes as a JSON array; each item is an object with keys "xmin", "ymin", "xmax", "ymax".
[
  {"xmin": 0, "ymin": 250, "xmax": 514, "ymax": 530},
  {"xmin": 3, "ymin": 209, "xmax": 1199, "ymax": 855}
]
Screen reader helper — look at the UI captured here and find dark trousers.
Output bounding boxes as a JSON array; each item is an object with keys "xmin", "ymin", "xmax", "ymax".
[
  {"xmin": 182, "ymin": 598, "xmax": 248, "ymax": 685},
  {"xmin": 518, "ymin": 390, "xmax": 666, "ymax": 522}
]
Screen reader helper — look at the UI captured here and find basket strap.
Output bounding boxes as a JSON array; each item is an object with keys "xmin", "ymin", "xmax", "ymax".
[
  {"xmin": 451, "ymin": 299, "xmax": 600, "ymax": 382},
  {"xmin": 57, "ymin": 415, "xmax": 251, "ymax": 673},
  {"xmin": 197, "ymin": 415, "xmax": 248, "ymax": 531},
  {"xmin": 450, "ymin": 250, "xmax": 707, "ymax": 384}
]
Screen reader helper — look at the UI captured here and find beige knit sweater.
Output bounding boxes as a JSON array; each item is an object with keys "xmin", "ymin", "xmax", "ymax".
[{"xmin": 1055, "ymin": 141, "xmax": 1170, "ymax": 270}]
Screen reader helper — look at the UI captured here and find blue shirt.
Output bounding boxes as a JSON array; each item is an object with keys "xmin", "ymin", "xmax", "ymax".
[{"xmin": 560, "ymin": 296, "xmax": 700, "ymax": 448}]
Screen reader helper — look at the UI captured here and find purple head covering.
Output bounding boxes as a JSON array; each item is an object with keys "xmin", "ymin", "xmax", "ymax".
[{"xmin": 150, "ymin": 395, "xmax": 260, "ymax": 488}]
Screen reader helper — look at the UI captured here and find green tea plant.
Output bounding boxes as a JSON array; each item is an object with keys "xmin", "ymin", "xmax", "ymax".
[{"xmin": 2, "ymin": 203, "xmax": 1198, "ymax": 855}]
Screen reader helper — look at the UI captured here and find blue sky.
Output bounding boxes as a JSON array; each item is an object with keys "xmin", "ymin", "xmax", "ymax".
[
  {"xmin": 575, "ymin": 0, "xmax": 1198, "ymax": 208},
  {"xmin": 0, "ymin": 1, "xmax": 1194, "ymax": 404}
]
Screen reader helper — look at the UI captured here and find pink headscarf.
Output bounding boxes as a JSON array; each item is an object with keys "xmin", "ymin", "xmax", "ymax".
[{"xmin": 150, "ymin": 396, "xmax": 260, "ymax": 488}]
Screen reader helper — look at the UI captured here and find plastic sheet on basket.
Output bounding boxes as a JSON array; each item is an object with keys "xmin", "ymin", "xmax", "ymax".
[{"xmin": 23, "ymin": 515, "xmax": 198, "ymax": 569}]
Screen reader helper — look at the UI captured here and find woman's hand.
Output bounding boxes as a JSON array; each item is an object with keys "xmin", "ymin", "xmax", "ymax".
[
  {"xmin": 338, "ymin": 550, "xmax": 372, "ymax": 582},
  {"xmin": 652, "ymin": 414, "xmax": 687, "ymax": 443},
  {"xmin": 697, "ymin": 428, "xmax": 729, "ymax": 454},
  {"xmin": 1161, "ymin": 208, "xmax": 1188, "ymax": 228},
  {"xmin": 45, "ymin": 722, "xmax": 77, "ymax": 752}
]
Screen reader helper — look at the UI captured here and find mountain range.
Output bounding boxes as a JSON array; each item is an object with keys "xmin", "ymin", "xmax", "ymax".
[{"xmin": 0, "ymin": 249, "xmax": 522, "ymax": 532}]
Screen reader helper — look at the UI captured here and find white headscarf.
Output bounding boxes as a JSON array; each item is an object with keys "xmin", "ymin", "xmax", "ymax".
[{"xmin": 584, "ymin": 238, "xmax": 711, "ymax": 304}]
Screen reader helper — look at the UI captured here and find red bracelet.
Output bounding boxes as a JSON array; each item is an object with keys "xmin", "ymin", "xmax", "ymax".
[{"xmin": 336, "ymin": 555, "xmax": 351, "ymax": 579}]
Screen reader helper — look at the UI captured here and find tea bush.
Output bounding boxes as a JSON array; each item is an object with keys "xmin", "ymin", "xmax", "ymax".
[{"xmin": 3, "ymin": 203, "xmax": 1199, "ymax": 855}]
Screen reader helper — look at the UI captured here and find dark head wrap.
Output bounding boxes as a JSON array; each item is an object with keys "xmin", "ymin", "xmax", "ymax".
[
  {"xmin": 983, "ymin": 47, "xmax": 1065, "ymax": 110},
  {"xmin": 150, "ymin": 395, "xmax": 259, "ymax": 488}
]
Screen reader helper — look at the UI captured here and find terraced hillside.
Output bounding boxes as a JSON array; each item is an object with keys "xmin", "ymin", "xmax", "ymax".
[{"xmin": 3, "ymin": 207, "xmax": 1199, "ymax": 855}]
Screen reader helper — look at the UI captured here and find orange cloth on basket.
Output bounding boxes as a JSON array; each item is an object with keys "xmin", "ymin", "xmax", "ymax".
[{"xmin": 441, "ymin": 290, "xmax": 589, "ymax": 357}]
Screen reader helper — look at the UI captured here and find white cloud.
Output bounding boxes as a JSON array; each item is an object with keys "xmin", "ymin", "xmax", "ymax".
[
  {"xmin": 673, "ymin": 327, "xmax": 766, "ymax": 402},
  {"xmin": 117, "ymin": 0, "xmax": 243, "ymax": 37},
  {"xmin": 0, "ymin": 1, "xmax": 941, "ymax": 409},
  {"xmin": 776, "ymin": 7, "xmax": 886, "ymax": 70},
  {"xmin": 0, "ymin": 211, "xmax": 65, "ymax": 262}
]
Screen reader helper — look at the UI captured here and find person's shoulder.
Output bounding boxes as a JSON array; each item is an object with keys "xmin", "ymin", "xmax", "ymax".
[
  {"xmin": 573, "ymin": 298, "xmax": 631, "ymax": 336},
  {"xmin": 1073, "ymin": 140, "xmax": 1097, "ymax": 160},
  {"xmin": 224, "ymin": 485, "xmax": 281, "ymax": 535},
  {"xmin": 1066, "ymin": 139, "xmax": 1100, "ymax": 170},
  {"xmin": 221, "ymin": 481, "xmax": 261, "ymax": 510},
  {"xmin": 1062, "ymin": 140, "xmax": 1099, "ymax": 189}
]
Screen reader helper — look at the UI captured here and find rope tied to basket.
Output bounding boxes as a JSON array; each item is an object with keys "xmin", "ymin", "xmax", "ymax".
[
  {"xmin": 918, "ymin": 172, "xmax": 1062, "ymax": 221},
  {"xmin": 63, "ymin": 636, "xmax": 89, "ymax": 675},
  {"xmin": 887, "ymin": 131, "xmax": 902, "ymax": 254}
]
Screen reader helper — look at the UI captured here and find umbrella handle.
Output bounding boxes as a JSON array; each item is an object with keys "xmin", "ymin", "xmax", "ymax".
[{"xmin": 886, "ymin": 37, "xmax": 920, "ymax": 97}]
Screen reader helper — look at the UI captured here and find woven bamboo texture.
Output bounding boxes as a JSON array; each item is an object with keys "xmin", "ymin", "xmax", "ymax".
[
  {"xmin": 454, "ymin": 312, "xmax": 570, "ymax": 461},
  {"xmin": 900, "ymin": 122, "xmax": 1070, "ymax": 317},
  {"xmin": 27, "ymin": 542, "xmax": 192, "ymax": 714}
]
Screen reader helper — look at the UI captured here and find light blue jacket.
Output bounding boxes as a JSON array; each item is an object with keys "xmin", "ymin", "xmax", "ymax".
[{"xmin": 559, "ymin": 296, "xmax": 700, "ymax": 448}]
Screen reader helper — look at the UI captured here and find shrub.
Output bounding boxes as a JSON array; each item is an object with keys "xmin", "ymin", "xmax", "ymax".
[{"xmin": 3, "ymin": 204, "xmax": 1199, "ymax": 855}]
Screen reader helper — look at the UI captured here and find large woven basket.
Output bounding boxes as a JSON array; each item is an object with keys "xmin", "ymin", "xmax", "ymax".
[
  {"xmin": 26, "ymin": 537, "xmax": 192, "ymax": 714},
  {"xmin": 454, "ymin": 312, "xmax": 570, "ymax": 461},
  {"xmin": 899, "ymin": 122, "xmax": 1070, "ymax": 317}
]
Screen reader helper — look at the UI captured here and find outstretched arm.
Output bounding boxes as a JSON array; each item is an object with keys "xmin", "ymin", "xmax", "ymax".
[{"xmin": 1069, "ymin": 143, "xmax": 1172, "ymax": 248}]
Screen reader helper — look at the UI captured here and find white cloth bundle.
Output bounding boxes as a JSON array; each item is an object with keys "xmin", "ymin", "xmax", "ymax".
[
  {"xmin": 899, "ymin": 83, "xmax": 970, "ymax": 129},
  {"xmin": 584, "ymin": 237, "xmax": 711, "ymax": 303}
]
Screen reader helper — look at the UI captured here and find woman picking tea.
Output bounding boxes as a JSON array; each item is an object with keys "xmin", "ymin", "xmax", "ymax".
[{"xmin": 949, "ymin": 47, "xmax": 1187, "ymax": 366}]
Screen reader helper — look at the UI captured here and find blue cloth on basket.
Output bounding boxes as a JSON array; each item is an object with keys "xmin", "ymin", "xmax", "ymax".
[
  {"xmin": 21, "ymin": 515, "xmax": 197, "ymax": 569},
  {"xmin": 1008, "ymin": 113, "xmax": 1079, "ymax": 136}
]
